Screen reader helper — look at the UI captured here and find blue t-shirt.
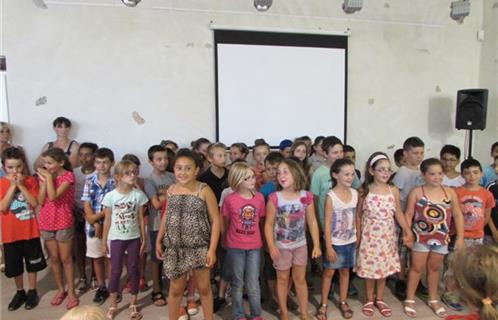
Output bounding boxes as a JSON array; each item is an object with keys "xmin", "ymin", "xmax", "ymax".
[
  {"xmin": 260, "ymin": 181, "xmax": 276, "ymax": 200},
  {"xmin": 481, "ymin": 165, "xmax": 497, "ymax": 187}
]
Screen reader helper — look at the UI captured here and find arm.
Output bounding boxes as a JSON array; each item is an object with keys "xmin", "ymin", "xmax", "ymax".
[
  {"xmin": 264, "ymin": 200, "xmax": 279, "ymax": 261},
  {"xmin": 138, "ymin": 204, "xmax": 146, "ymax": 254},
  {"xmin": 355, "ymin": 191, "xmax": 364, "ymax": 246},
  {"xmin": 155, "ymin": 207, "xmax": 168, "ymax": 260},
  {"xmin": 68, "ymin": 141, "xmax": 80, "ymax": 169},
  {"xmin": 0, "ymin": 181, "xmax": 17, "ymax": 212},
  {"xmin": 484, "ymin": 208, "xmax": 492, "ymax": 225},
  {"xmin": 404, "ymin": 187, "xmax": 419, "ymax": 229},
  {"xmin": 392, "ymin": 187, "xmax": 414, "ymax": 248},
  {"xmin": 488, "ymin": 212, "xmax": 498, "ymax": 242},
  {"xmin": 45, "ymin": 175, "xmax": 71, "ymax": 202},
  {"xmin": 313, "ymin": 195, "xmax": 323, "ymax": 234},
  {"xmin": 101, "ymin": 207, "xmax": 112, "ymax": 256},
  {"xmin": 305, "ymin": 201, "xmax": 321, "ymax": 258},
  {"xmin": 449, "ymin": 188, "xmax": 465, "ymax": 250},
  {"xmin": 203, "ymin": 186, "xmax": 220, "ymax": 268},
  {"xmin": 324, "ymin": 195, "xmax": 336, "ymax": 262},
  {"xmin": 37, "ymin": 174, "xmax": 47, "ymax": 205}
]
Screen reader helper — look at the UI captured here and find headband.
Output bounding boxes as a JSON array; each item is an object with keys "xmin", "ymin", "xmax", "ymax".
[
  {"xmin": 370, "ymin": 154, "xmax": 388, "ymax": 167},
  {"xmin": 482, "ymin": 297, "xmax": 493, "ymax": 305}
]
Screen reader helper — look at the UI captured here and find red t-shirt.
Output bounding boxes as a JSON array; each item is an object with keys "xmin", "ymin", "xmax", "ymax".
[
  {"xmin": 39, "ymin": 171, "xmax": 75, "ymax": 231},
  {"xmin": 455, "ymin": 187, "xmax": 495, "ymax": 239},
  {"xmin": 221, "ymin": 191, "xmax": 266, "ymax": 250},
  {"xmin": 0, "ymin": 176, "xmax": 40, "ymax": 243}
]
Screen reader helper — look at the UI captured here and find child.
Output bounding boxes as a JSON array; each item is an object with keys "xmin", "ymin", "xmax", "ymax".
[
  {"xmin": 356, "ymin": 152, "xmax": 413, "ymax": 318},
  {"xmin": 440, "ymin": 145, "xmax": 465, "ymax": 188},
  {"xmin": 309, "ymin": 136, "xmax": 325, "ymax": 175},
  {"xmin": 278, "ymin": 139, "xmax": 293, "ymax": 158},
  {"xmin": 485, "ymin": 156, "xmax": 498, "ymax": 244},
  {"xmin": 480, "ymin": 142, "xmax": 498, "ymax": 187},
  {"xmin": 445, "ymin": 244, "xmax": 498, "ymax": 320},
  {"xmin": 252, "ymin": 139, "xmax": 270, "ymax": 190},
  {"xmin": 221, "ymin": 162, "xmax": 266, "ymax": 320},
  {"xmin": 81, "ymin": 147, "xmax": 116, "ymax": 305},
  {"xmin": 290, "ymin": 140, "xmax": 311, "ymax": 179},
  {"xmin": 144, "ymin": 145, "xmax": 175, "ymax": 307},
  {"xmin": 317, "ymin": 159, "xmax": 357, "ymax": 320},
  {"xmin": 393, "ymin": 148, "xmax": 405, "ymax": 169},
  {"xmin": 403, "ymin": 158, "xmax": 464, "ymax": 318},
  {"xmin": 191, "ymin": 137, "xmax": 211, "ymax": 172},
  {"xmin": 101, "ymin": 160, "xmax": 147, "ymax": 320},
  {"xmin": 229, "ymin": 142, "xmax": 249, "ymax": 164},
  {"xmin": 73, "ymin": 142, "xmax": 98, "ymax": 293},
  {"xmin": 37, "ymin": 148, "xmax": 79, "ymax": 309},
  {"xmin": 160, "ymin": 139, "xmax": 179, "ymax": 153},
  {"xmin": 260, "ymin": 151, "xmax": 284, "ymax": 199},
  {"xmin": 155, "ymin": 149, "xmax": 220, "ymax": 320},
  {"xmin": 392, "ymin": 136, "xmax": 425, "ymax": 299},
  {"xmin": 344, "ymin": 145, "xmax": 361, "ymax": 180},
  {"xmin": 0, "ymin": 147, "xmax": 46, "ymax": 311},
  {"xmin": 199, "ymin": 142, "xmax": 228, "ymax": 203},
  {"xmin": 265, "ymin": 158, "xmax": 321, "ymax": 320},
  {"xmin": 60, "ymin": 305, "xmax": 106, "ymax": 320}
]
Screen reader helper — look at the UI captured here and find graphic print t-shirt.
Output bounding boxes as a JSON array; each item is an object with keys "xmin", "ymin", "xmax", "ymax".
[
  {"xmin": 269, "ymin": 190, "xmax": 313, "ymax": 250},
  {"xmin": 455, "ymin": 186, "xmax": 495, "ymax": 239},
  {"xmin": 221, "ymin": 191, "xmax": 266, "ymax": 250},
  {"xmin": 327, "ymin": 188, "xmax": 358, "ymax": 246},
  {"xmin": 102, "ymin": 188, "xmax": 148, "ymax": 240}
]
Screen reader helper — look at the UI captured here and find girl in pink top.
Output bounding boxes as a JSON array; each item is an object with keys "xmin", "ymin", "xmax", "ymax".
[{"xmin": 37, "ymin": 148, "xmax": 78, "ymax": 309}]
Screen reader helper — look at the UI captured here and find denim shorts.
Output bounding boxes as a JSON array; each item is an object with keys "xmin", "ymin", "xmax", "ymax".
[
  {"xmin": 323, "ymin": 242, "xmax": 356, "ymax": 270},
  {"xmin": 412, "ymin": 241, "xmax": 448, "ymax": 255}
]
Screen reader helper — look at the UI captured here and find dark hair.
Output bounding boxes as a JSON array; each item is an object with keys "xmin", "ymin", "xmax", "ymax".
[
  {"xmin": 362, "ymin": 152, "xmax": 391, "ymax": 194},
  {"xmin": 290, "ymin": 141, "xmax": 311, "ymax": 175},
  {"xmin": 165, "ymin": 148, "xmax": 175, "ymax": 172},
  {"xmin": 1, "ymin": 147, "xmax": 25, "ymax": 166},
  {"xmin": 491, "ymin": 142, "xmax": 498, "ymax": 153},
  {"xmin": 191, "ymin": 138, "xmax": 211, "ymax": 152},
  {"xmin": 321, "ymin": 136, "xmax": 343, "ymax": 154},
  {"xmin": 122, "ymin": 153, "xmax": 141, "ymax": 166},
  {"xmin": 460, "ymin": 158, "xmax": 482, "ymax": 172},
  {"xmin": 230, "ymin": 142, "xmax": 249, "ymax": 157},
  {"xmin": 173, "ymin": 148, "xmax": 201, "ymax": 169},
  {"xmin": 420, "ymin": 158, "xmax": 442, "ymax": 174},
  {"xmin": 297, "ymin": 135, "xmax": 311, "ymax": 143},
  {"xmin": 94, "ymin": 148, "xmax": 115, "ymax": 162},
  {"xmin": 440, "ymin": 144, "xmax": 461, "ymax": 159},
  {"xmin": 52, "ymin": 116, "xmax": 72, "ymax": 128},
  {"xmin": 42, "ymin": 148, "xmax": 72, "ymax": 172},
  {"xmin": 265, "ymin": 151, "xmax": 284, "ymax": 165},
  {"xmin": 310, "ymin": 136, "xmax": 325, "ymax": 156},
  {"xmin": 79, "ymin": 142, "xmax": 98, "ymax": 154},
  {"xmin": 160, "ymin": 139, "xmax": 179, "ymax": 150},
  {"xmin": 276, "ymin": 158, "xmax": 307, "ymax": 191},
  {"xmin": 344, "ymin": 145, "xmax": 355, "ymax": 153},
  {"xmin": 403, "ymin": 136, "xmax": 425, "ymax": 151},
  {"xmin": 147, "ymin": 145, "xmax": 167, "ymax": 161},
  {"xmin": 253, "ymin": 139, "xmax": 270, "ymax": 154},
  {"xmin": 330, "ymin": 158, "xmax": 354, "ymax": 188},
  {"xmin": 394, "ymin": 148, "xmax": 404, "ymax": 165}
]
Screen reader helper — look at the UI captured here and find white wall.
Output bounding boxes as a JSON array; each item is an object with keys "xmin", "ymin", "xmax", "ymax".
[{"xmin": 3, "ymin": 0, "xmax": 494, "ymax": 175}]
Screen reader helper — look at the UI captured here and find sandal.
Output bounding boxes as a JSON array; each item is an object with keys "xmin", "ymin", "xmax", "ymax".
[
  {"xmin": 66, "ymin": 296, "xmax": 80, "ymax": 310},
  {"xmin": 427, "ymin": 300, "xmax": 447, "ymax": 318},
  {"xmin": 375, "ymin": 299, "xmax": 392, "ymax": 317},
  {"xmin": 129, "ymin": 304, "xmax": 143, "ymax": 320},
  {"xmin": 106, "ymin": 306, "xmax": 117, "ymax": 320},
  {"xmin": 315, "ymin": 303, "xmax": 327, "ymax": 320},
  {"xmin": 50, "ymin": 291, "xmax": 67, "ymax": 306},
  {"xmin": 403, "ymin": 300, "xmax": 417, "ymax": 318},
  {"xmin": 151, "ymin": 291, "xmax": 166, "ymax": 306},
  {"xmin": 362, "ymin": 301, "xmax": 375, "ymax": 317},
  {"xmin": 339, "ymin": 301, "xmax": 353, "ymax": 319}
]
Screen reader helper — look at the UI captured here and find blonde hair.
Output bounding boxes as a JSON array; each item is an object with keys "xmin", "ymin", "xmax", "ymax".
[
  {"xmin": 207, "ymin": 142, "xmax": 227, "ymax": 157},
  {"xmin": 113, "ymin": 159, "xmax": 137, "ymax": 177},
  {"xmin": 228, "ymin": 162, "xmax": 254, "ymax": 190},
  {"xmin": 451, "ymin": 244, "xmax": 498, "ymax": 320},
  {"xmin": 60, "ymin": 305, "xmax": 106, "ymax": 320}
]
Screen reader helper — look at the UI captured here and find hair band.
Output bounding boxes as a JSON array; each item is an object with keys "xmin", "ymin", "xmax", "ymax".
[
  {"xmin": 370, "ymin": 154, "xmax": 388, "ymax": 167},
  {"xmin": 482, "ymin": 297, "xmax": 493, "ymax": 305}
]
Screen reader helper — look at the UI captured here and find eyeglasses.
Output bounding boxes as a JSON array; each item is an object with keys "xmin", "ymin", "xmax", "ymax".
[{"xmin": 374, "ymin": 168, "xmax": 393, "ymax": 174}]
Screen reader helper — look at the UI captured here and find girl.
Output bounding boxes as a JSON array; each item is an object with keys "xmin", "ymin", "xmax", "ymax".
[
  {"xmin": 404, "ymin": 158, "xmax": 464, "ymax": 318},
  {"xmin": 36, "ymin": 148, "xmax": 79, "ymax": 309},
  {"xmin": 356, "ymin": 152, "xmax": 414, "ymax": 317},
  {"xmin": 191, "ymin": 137, "xmax": 211, "ymax": 173},
  {"xmin": 265, "ymin": 158, "xmax": 321, "ymax": 320},
  {"xmin": 309, "ymin": 136, "xmax": 325, "ymax": 175},
  {"xmin": 229, "ymin": 142, "xmax": 249, "ymax": 163},
  {"xmin": 446, "ymin": 244, "xmax": 498, "ymax": 320},
  {"xmin": 155, "ymin": 149, "xmax": 220, "ymax": 320},
  {"xmin": 252, "ymin": 139, "xmax": 270, "ymax": 190},
  {"xmin": 221, "ymin": 162, "xmax": 266, "ymax": 320},
  {"xmin": 290, "ymin": 141, "xmax": 311, "ymax": 179},
  {"xmin": 317, "ymin": 158, "xmax": 357, "ymax": 320},
  {"xmin": 101, "ymin": 160, "xmax": 147, "ymax": 320}
]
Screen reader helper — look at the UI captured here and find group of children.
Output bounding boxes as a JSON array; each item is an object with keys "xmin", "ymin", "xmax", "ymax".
[{"xmin": 1, "ymin": 119, "xmax": 498, "ymax": 320}]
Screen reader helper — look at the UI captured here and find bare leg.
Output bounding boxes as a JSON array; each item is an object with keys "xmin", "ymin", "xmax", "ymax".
[
  {"xmin": 406, "ymin": 251, "xmax": 429, "ymax": 300},
  {"xmin": 276, "ymin": 269, "xmax": 290, "ymax": 320},
  {"xmin": 168, "ymin": 274, "xmax": 188, "ymax": 320},
  {"xmin": 45, "ymin": 240, "xmax": 65, "ymax": 294},
  {"xmin": 58, "ymin": 239, "xmax": 76, "ymax": 300},
  {"xmin": 320, "ymin": 268, "xmax": 335, "ymax": 305},
  {"xmin": 193, "ymin": 268, "xmax": 214, "ymax": 320},
  {"xmin": 291, "ymin": 265, "xmax": 309, "ymax": 316}
]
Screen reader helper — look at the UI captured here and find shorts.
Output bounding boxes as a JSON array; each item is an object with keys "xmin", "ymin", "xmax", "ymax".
[
  {"xmin": 323, "ymin": 242, "xmax": 356, "ymax": 270},
  {"xmin": 86, "ymin": 236, "xmax": 104, "ymax": 258},
  {"xmin": 273, "ymin": 245, "xmax": 307, "ymax": 271},
  {"xmin": 412, "ymin": 241, "xmax": 448, "ymax": 255},
  {"xmin": 149, "ymin": 230, "xmax": 160, "ymax": 263},
  {"xmin": 262, "ymin": 250, "xmax": 276, "ymax": 281},
  {"xmin": 40, "ymin": 227, "xmax": 75, "ymax": 242},
  {"xmin": 4, "ymin": 238, "xmax": 47, "ymax": 278}
]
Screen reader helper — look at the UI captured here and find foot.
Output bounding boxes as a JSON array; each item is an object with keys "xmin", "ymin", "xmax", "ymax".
[
  {"xmin": 8, "ymin": 290, "xmax": 26, "ymax": 311},
  {"xmin": 361, "ymin": 301, "xmax": 375, "ymax": 317},
  {"xmin": 50, "ymin": 290, "xmax": 67, "ymax": 306},
  {"xmin": 24, "ymin": 289, "xmax": 39, "ymax": 310},
  {"xmin": 187, "ymin": 299, "xmax": 199, "ymax": 315},
  {"xmin": 427, "ymin": 300, "xmax": 447, "ymax": 318},
  {"xmin": 106, "ymin": 306, "xmax": 117, "ymax": 320},
  {"xmin": 403, "ymin": 300, "xmax": 417, "ymax": 318},
  {"xmin": 77, "ymin": 278, "xmax": 89, "ymax": 294},
  {"xmin": 129, "ymin": 304, "xmax": 143, "ymax": 320},
  {"xmin": 375, "ymin": 299, "xmax": 392, "ymax": 317},
  {"xmin": 151, "ymin": 291, "xmax": 166, "ymax": 307},
  {"xmin": 93, "ymin": 287, "xmax": 110, "ymax": 305},
  {"xmin": 66, "ymin": 296, "xmax": 80, "ymax": 310},
  {"xmin": 339, "ymin": 301, "xmax": 353, "ymax": 319},
  {"xmin": 315, "ymin": 303, "xmax": 327, "ymax": 320},
  {"xmin": 123, "ymin": 281, "xmax": 132, "ymax": 293},
  {"xmin": 178, "ymin": 306, "xmax": 189, "ymax": 320}
]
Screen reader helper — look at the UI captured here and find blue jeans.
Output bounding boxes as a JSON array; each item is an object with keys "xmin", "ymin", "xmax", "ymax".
[{"xmin": 227, "ymin": 248, "xmax": 262, "ymax": 319}]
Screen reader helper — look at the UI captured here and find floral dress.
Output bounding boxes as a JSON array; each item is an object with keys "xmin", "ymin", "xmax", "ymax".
[{"xmin": 356, "ymin": 189, "xmax": 400, "ymax": 279}]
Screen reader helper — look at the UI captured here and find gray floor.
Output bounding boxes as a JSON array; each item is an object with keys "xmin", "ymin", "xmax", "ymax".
[{"xmin": 1, "ymin": 265, "xmax": 466, "ymax": 320}]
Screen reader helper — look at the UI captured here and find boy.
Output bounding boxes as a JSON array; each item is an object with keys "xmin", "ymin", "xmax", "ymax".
[
  {"xmin": 440, "ymin": 144, "xmax": 465, "ymax": 188},
  {"xmin": 144, "ymin": 145, "xmax": 175, "ymax": 306},
  {"xmin": 485, "ymin": 156, "xmax": 498, "ymax": 245},
  {"xmin": 344, "ymin": 144, "xmax": 361, "ymax": 180},
  {"xmin": 0, "ymin": 147, "xmax": 46, "ymax": 310},
  {"xmin": 481, "ymin": 141, "xmax": 498, "ymax": 187},
  {"xmin": 392, "ymin": 136, "xmax": 425, "ymax": 299},
  {"xmin": 260, "ymin": 151, "xmax": 284, "ymax": 199},
  {"xmin": 81, "ymin": 147, "xmax": 116, "ymax": 305},
  {"xmin": 73, "ymin": 142, "xmax": 98, "ymax": 292},
  {"xmin": 443, "ymin": 158, "xmax": 495, "ymax": 310},
  {"xmin": 199, "ymin": 142, "xmax": 228, "ymax": 203},
  {"xmin": 278, "ymin": 139, "xmax": 293, "ymax": 158}
]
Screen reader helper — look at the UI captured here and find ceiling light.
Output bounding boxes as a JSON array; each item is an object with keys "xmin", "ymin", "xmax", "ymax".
[
  {"xmin": 254, "ymin": 0, "xmax": 272, "ymax": 12},
  {"xmin": 343, "ymin": 0, "xmax": 363, "ymax": 14},
  {"xmin": 121, "ymin": 0, "xmax": 141, "ymax": 7},
  {"xmin": 450, "ymin": 0, "xmax": 470, "ymax": 23}
]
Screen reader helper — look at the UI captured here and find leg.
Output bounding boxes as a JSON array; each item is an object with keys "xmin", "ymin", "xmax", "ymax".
[
  {"xmin": 426, "ymin": 252, "xmax": 446, "ymax": 317},
  {"xmin": 27, "ymin": 272, "xmax": 37, "ymax": 290},
  {"xmin": 127, "ymin": 239, "xmax": 143, "ymax": 320},
  {"xmin": 168, "ymin": 275, "xmax": 188, "ymax": 320},
  {"xmin": 276, "ymin": 269, "xmax": 291, "ymax": 319},
  {"xmin": 193, "ymin": 268, "xmax": 214, "ymax": 320},
  {"xmin": 73, "ymin": 230, "xmax": 87, "ymax": 281},
  {"xmin": 44, "ymin": 240, "xmax": 65, "ymax": 294},
  {"xmin": 320, "ymin": 268, "xmax": 335, "ymax": 305},
  {"xmin": 228, "ymin": 248, "xmax": 246, "ymax": 319},
  {"xmin": 108, "ymin": 240, "xmax": 126, "ymax": 306},
  {"xmin": 362, "ymin": 278, "xmax": 376, "ymax": 317},
  {"xmin": 291, "ymin": 265, "xmax": 308, "ymax": 316},
  {"xmin": 406, "ymin": 251, "xmax": 429, "ymax": 300},
  {"xmin": 338, "ymin": 268, "xmax": 353, "ymax": 319},
  {"xmin": 14, "ymin": 275, "xmax": 24, "ymax": 290},
  {"xmin": 58, "ymin": 239, "xmax": 77, "ymax": 299},
  {"xmin": 245, "ymin": 249, "xmax": 262, "ymax": 318},
  {"xmin": 375, "ymin": 278, "xmax": 392, "ymax": 317},
  {"xmin": 93, "ymin": 257, "xmax": 106, "ymax": 287}
]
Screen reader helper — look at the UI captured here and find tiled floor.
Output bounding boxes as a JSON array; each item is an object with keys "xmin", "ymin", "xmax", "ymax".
[{"xmin": 1, "ymin": 266, "xmax": 465, "ymax": 319}]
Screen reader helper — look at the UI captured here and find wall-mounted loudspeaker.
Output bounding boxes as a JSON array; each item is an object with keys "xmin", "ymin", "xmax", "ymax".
[{"xmin": 455, "ymin": 89, "xmax": 488, "ymax": 130}]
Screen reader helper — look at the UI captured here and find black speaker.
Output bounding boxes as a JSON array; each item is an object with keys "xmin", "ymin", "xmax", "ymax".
[{"xmin": 455, "ymin": 89, "xmax": 488, "ymax": 130}]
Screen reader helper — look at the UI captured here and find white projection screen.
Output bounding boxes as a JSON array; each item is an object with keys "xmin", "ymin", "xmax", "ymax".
[{"xmin": 214, "ymin": 30, "xmax": 348, "ymax": 147}]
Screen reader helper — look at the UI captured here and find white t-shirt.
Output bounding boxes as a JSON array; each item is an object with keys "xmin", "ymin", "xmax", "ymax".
[
  {"xmin": 443, "ymin": 174, "xmax": 465, "ymax": 188},
  {"xmin": 327, "ymin": 188, "xmax": 358, "ymax": 246}
]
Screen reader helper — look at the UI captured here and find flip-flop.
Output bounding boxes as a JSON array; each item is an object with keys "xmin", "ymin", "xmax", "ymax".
[{"xmin": 50, "ymin": 291, "xmax": 67, "ymax": 306}]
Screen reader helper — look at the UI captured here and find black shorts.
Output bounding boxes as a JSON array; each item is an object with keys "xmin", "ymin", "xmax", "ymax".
[{"xmin": 4, "ymin": 238, "xmax": 47, "ymax": 278}]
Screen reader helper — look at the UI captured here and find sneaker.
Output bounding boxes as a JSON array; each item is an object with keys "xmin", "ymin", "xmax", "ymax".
[
  {"xmin": 93, "ymin": 287, "xmax": 110, "ymax": 305},
  {"xmin": 8, "ymin": 290, "xmax": 26, "ymax": 311},
  {"xmin": 442, "ymin": 292, "xmax": 464, "ymax": 311},
  {"xmin": 187, "ymin": 300, "xmax": 199, "ymax": 315},
  {"xmin": 24, "ymin": 289, "xmax": 39, "ymax": 310},
  {"xmin": 178, "ymin": 306, "xmax": 189, "ymax": 320},
  {"xmin": 394, "ymin": 280, "xmax": 407, "ymax": 301},
  {"xmin": 213, "ymin": 296, "xmax": 226, "ymax": 312}
]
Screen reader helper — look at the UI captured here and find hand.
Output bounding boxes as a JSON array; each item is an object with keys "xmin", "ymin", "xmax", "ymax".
[
  {"xmin": 326, "ymin": 247, "xmax": 337, "ymax": 263},
  {"xmin": 403, "ymin": 232, "xmax": 414, "ymax": 249},
  {"xmin": 311, "ymin": 246, "xmax": 322, "ymax": 259},
  {"xmin": 139, "ymin": 240, "xmax": 146, "ymax": 256},
  {"xmin": 206, "ymin": 249, "xmax": 216, "ymax": 268},
  {"xmin": 5, "ymin": 174, "xmax": 17, "ymax": 185},
  {"xmin": 269, "ymin": 245, "xmax": 280, "ymax": 262},
  {"xmin": 455, "ymin": 238, "xmax": 465, "ymax": 251},
  {"xmin": 94, "ymin": 224, "xmax": 102, "ymax": 239},
  {"xmin": 101, "ymin": 242, "xmax": 109, "ymax": 256},
  {"xmin": 155, "ymin": 242, "xmax": 165, "ymax": 261},
  {"xmin": 14, "ymin": 173, "xmax": 25, "ymax": 186}
]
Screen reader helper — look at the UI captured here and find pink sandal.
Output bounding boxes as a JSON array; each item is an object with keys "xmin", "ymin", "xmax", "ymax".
[
  {"xmin": 375, "ymin": 299, "xmax": 392, "ymax": 317},
  {"xmin": 362, "ymin": 301, "xmax": 375, "ymax": 317},
  {"xmin": 66, "ymin": 296, "xmax": 80, "ymax": 310},
  {"xmin": 50, "ymin": 291, "xmax": 67, "ymax": 306}
]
